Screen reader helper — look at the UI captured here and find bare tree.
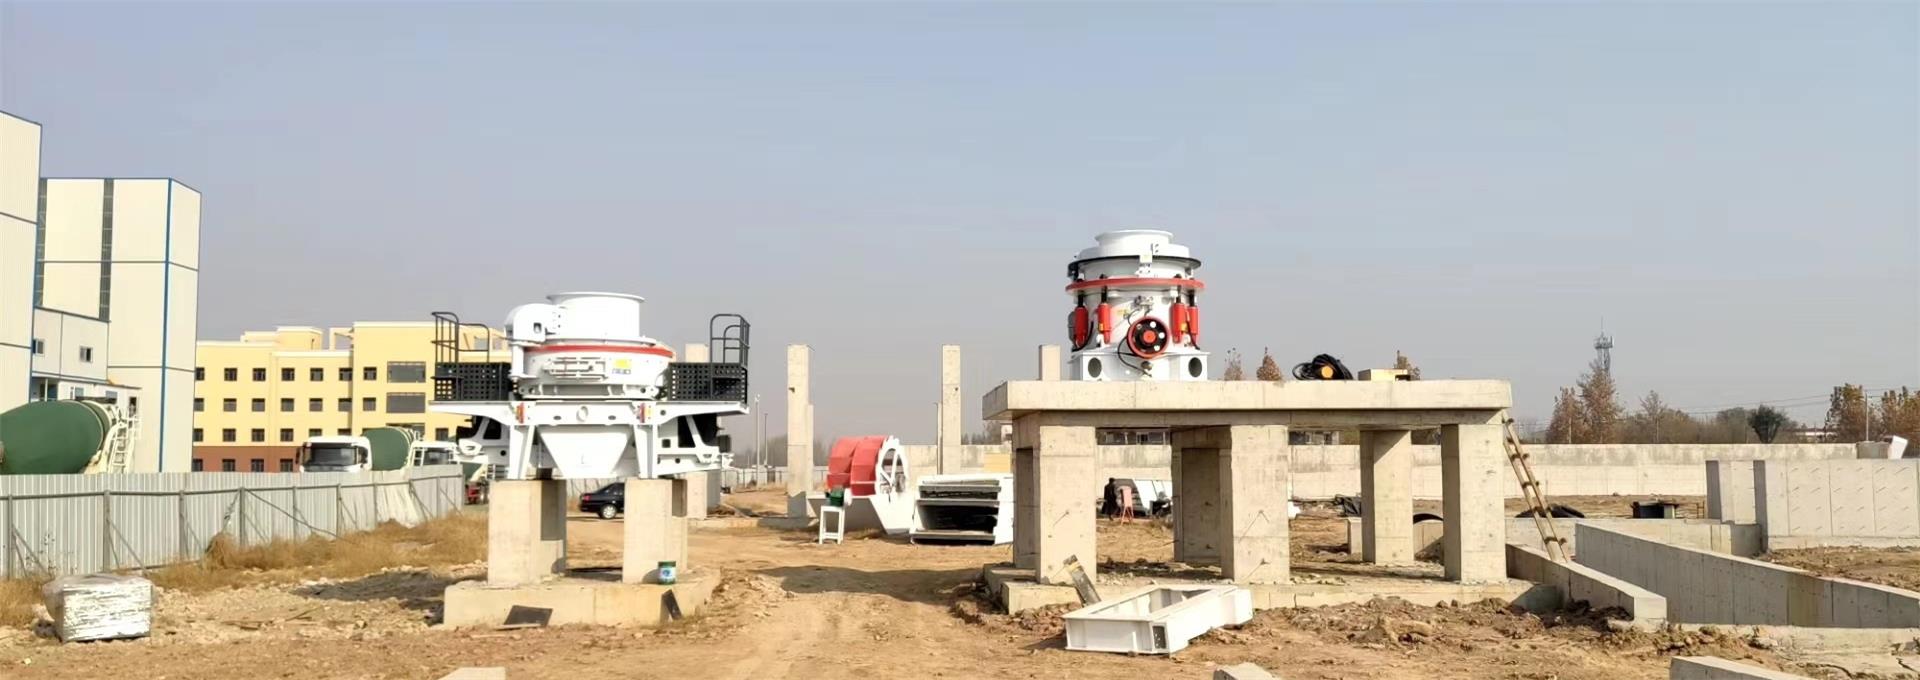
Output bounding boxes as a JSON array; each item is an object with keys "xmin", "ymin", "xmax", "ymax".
[
  {"xmin": 1221, "ymin": 348, "xmax": 1246, "ymax": 381},
  {"xmin": 1577, "ymin": 359, "xmax": 1622, "ymax": 443},
  {"xmin": 1255, "ymin": 347, "xmax": 1283, "ymax": 381}
]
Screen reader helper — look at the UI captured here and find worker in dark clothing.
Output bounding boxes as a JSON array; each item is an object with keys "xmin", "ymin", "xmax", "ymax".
[{"xmin": 1100, "ymin": 478, "xmax": 1119, "ymax": 518}]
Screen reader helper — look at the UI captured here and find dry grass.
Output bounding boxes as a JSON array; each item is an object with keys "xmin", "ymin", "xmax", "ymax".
[
  {"xmin": 148, "ymin": 510, "xmax": 487, "ymax": 593},
  {"xmin": 0, "ymin": 574, "xmax": 50, "ymax": 627}
]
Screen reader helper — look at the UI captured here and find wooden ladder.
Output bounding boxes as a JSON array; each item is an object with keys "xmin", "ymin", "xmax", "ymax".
[{"xmin": 1502, "ymin": 414, "xmax": 1569, "ymax": 562}]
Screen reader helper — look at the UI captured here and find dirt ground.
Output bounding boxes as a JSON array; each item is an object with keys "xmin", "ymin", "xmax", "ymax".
[
  {"xmin": 1761, "ymin": 546, "xmax": 1920, "ymax": 592},
  {"xmin": 0, "ymin": 489, "xmax": 1850, "ymax": 680}
]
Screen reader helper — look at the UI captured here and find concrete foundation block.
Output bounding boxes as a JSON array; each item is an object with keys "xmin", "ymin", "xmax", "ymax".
[
  {"xmin": 983, "ymin": 565, "xmax": 1088, "ymax": 613},
  {"xmin": 1360, "ymin": 429, "xmax": 1415, "ymax": 564},
  {"xmin": 1031, "ymin": 425, "xmax": 1097, "ymax": 585},
  {"xmin": 485, "ymin": 479, "xmax": 568, "ymax": 586},
  {"xmin": 624, "ymin": 479, "xmax": 687, "ymax": 584},
  {"xmin": 1173, "ymin": 446, "xmax": 1222, "ymax": 565},
  {"xmin": 442, "ymin": 571, "xmax": 718, "ymax": 628},
  {"xmin": 672, "ymin": 473, "xmax": 709, "ymax": 521},
  {"xmin": 1669, "ymin": 656, "xmax": 1813, "ymax": 679},
  {"xmin": 1441, "ymin": 422, "xmax": 1506, "ymax": 583},
  {"xmin": 1221, "ymin": 425, "xmax": 1290, "ymax": 584},
  {"xmin": 1214, "ymin": 663, "xmax": 1280, "ymax": 680}
]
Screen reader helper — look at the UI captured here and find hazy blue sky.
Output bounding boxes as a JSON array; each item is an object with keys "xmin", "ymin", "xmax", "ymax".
[{"xmin": 3, "ymin": 2, "xmax": 1915, "ymax": 447}]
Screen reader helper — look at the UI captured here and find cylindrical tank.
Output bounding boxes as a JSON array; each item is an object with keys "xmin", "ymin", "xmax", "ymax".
[
  {"xmin": 365, "ymin": 427, "xmax": 418, "ymax": 472},
  {"xmin": 0, "ymin": 401, "xmax": 112, "ymax": 474},
  {"xmin": 1064, "ymin": 230, "xmax": 1210, "ymax": 382},
  {"xmin": 509, "ymin": 292, "xmax": 674, "ymax": 399}
]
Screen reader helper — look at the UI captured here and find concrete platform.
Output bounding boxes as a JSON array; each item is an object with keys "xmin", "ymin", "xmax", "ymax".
[
  {"xmin": 983, "ymin": 564, "xmax": 1546, "ymax": 614},
  {"xmin": 985, "ymin": 379, "xmax": 1512, "ymax": 422},
  {"xmin": 442, "ymin": 569, "xmax": 718, "ymax": 628}
]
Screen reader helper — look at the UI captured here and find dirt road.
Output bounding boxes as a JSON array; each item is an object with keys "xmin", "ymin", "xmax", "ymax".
[{"xmin": 0, "ymin": 491, "xmax": 1791, "ymax": 680}]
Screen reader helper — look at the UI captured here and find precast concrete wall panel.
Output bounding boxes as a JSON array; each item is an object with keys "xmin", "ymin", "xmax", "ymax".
[{"xmin": 1755, "ymin": 459, "xmax": 1920, "ymax": 548}]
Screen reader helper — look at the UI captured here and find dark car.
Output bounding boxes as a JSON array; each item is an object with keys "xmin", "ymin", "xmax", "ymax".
[{"xmin": 579, "ymin": 483, "xmax": 624, "ymax": 519}]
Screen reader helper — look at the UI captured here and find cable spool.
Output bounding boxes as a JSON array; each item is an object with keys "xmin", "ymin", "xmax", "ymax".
[{"xmin": 1292, "ymin": 354, "xmax": 1354, "ymax": 381}]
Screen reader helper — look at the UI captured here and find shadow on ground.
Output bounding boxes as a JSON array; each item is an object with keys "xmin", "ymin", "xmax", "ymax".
[{"xmin": 294, "ymin": 569, "xmax": 469, "ymax": 614}]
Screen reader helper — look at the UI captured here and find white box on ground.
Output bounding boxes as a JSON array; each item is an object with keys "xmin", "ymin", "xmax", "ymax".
[
  {"xmin": 1064, "ymin": 585, "xmax": 1253, "ymax": 654},
  {"xmin": 41, "ymin": 574, "xmax": 153, "ymax": 642}
]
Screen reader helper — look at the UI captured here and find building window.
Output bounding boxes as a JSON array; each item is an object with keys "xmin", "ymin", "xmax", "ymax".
[
  {"xmin": 77, "ymin": 346, "xmax": 93, "ymax": 363},
  {"xmin": 250, "ymin": 398, "xmax": 266, "ymax": 412},
  {"xmin": 196, "ymin": 367, "xmax": 205, "ymax": 381},
  {"xmin": 280, "ymin": 398, "xmax": 293, "ymax": 412},
  {"xmin": 250, "ymin": 428, "xmax": 266, "ymax": 443},
  {"xmin": 386, "ymin": 393, "xmax": 426, "ymax": 413},
  {"xmin": 250, "ymin": 459, "xmax": 265, "ymax": 473},
  {"xmin": 362, "ymin": 397, "xmax": 376, "ymax": 412},
  {"xmin": 70, "ymin": 387, "xmax": 83, "ymax": 399},
  {"xmin": 281, "ymin": 367, "xmax": 295, "ymax": 381},
  {"xmin": 30, "ymin": 339, "xmax": 45, "ymax": 355},
  {"xmin": 338, "ymin": 367, "xmax": 352, "ymax": 381},
  {"xmin": 310, "ymin": 367, "xmax": 324, "ymax": 381},
  {"xmin": 192, "ymin": 428, "xmax": 204, "ymax": 442},
  {"xmin": 309, "ymin": 398, "xmax": 323, "ymax": 412},
  {"xmin": 192, "ymin": 459, "xmax": 204, "ymax": 472},
  {"xmin": 363, "ymin": 366, "xmax": 378, "ymax": 381},
  {"xmin": 279, "ymin": 428, "xmax": 294, "ymax": 442},
  {"xmin": 386, "ymin": 362, "xmax": 427, "ymax": 383},
  {"xmin": 221, "ymin": 459, "xmax": 236, "ymax": 472},
  {"xmin": 194, "ymin": 397, "xmax": 204, "ymax": 412},
  {"xmin": 221, "ymin": 428, "xmax": 237, "ymax": 442},
  {"xmin": 336, "ymin": 428, "xmax": 350, "ymax": 436},
  {"xmin": 1097, "ymin": 428, "xmax": 1168, "ymax": 446},
  {"xmin": 337, "ymin": 398, "xmax": 350, "ymax": 412},
  {"xmin": 224, "ymin": 368, "xmax": 238, "ymax": 381},
  {"xmin": 434, "ymin": 427, "xmax": 449, "ymax": 440},
  {"xmin": 278, "ymin": 460, "xmax": 294, "ymax": 472},
  {"xmin": 222, "ymin": 398, "xmax": 237, "ymax": 412},
  {"xmin": 252, "ymin": 368, "xmax": 267, "ymax": 382},
  {"xmin": 308, "ymin": 428, "xmax": 322, "ymax": 438}
]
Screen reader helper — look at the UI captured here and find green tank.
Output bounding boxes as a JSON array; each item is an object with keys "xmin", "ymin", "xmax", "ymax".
[
  {"xmin": 364, "ymin": 427, "xmax": 418, "ymax": 472},
  {"xmin": 0, "ymin": 401, "xmax": 113, "ymax": 475}
]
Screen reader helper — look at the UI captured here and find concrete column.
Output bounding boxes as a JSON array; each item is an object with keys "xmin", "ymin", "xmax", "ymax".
[
  {"xmin": 1221, "ymin": 425, "xmax": 1290, "ymax": 583},
  {"xmin": 1440, "ymin": 423, "xmax": 1506, "ymax": 583},
  {"xmin": 1360, "ymin": 429, "xmax": 1415, "ymax": 564},
  {"xmin": 1170, "ymin": 436, "xmax": 1221, "ymax": 565},
  {"xmin": 683, "ymin": 343, "xmax": 710, "ymax": 363},
  {"xmin": 786, "ymin": 345, "xmax": 812, "ymax": 517},
  {"xmin": 1037, "ymin": 345, "xmax": 1061, "ymax": 381},
  {"xmin": 673, "ymin": 473, "xmax": 710, "ymax": 521},
  {"xmin": 485, "ymin": 479, "xmax": 567, "ymax": 585},
  {"xmin": 939, "ymin": 345, "xmax": 962, "ymax": 475},
  {"xmin": 1013, "ymin": 443, "xmax": 1039, "ymax": 569},
  {"xmin": 1032, "ymin": 424, "xmax": 1097, "ymax": 585},
  {"xmin": 624, "ymin": 479, "xmax": 687, "ymax": 584}
]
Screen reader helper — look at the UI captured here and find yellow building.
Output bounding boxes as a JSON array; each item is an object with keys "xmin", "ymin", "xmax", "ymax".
[{"xmin": 191, "ymin": 322, "xmax": 496, "ymax": 472}]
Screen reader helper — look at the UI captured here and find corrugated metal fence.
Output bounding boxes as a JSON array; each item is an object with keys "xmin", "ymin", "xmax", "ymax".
[{"xmin": 0, "ymin": 465, "xmax": 465, "ymax": 579}]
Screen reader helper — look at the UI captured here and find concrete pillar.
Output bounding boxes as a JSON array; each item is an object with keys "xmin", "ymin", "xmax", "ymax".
[
  {"xmin": 673, "ymin": 472, "xmax": 710, "ymax": 520},
  {"xmin": 1221, "ymin": 424, "xmax": 1290, "ymax": 583},
  {"xmin": 939, "ymin": 345, "xmax": 962, "ymax": 475},
  {"xmin": 1037, "ymin": 345, "xmax": 1061, "ymax": 381},
  {"xmin": 786, "ymin": 345, "xmax": 812, "ymax": 517},
  {"xmin": 1030, "ymin": 423, "xmax": 1096, "ymax": 585},
  {"xmin": 624, "ymin": 479, "xmax": 687, "ymax": 584},
  {"xmin": 1170, "ymin": 436, "xmax": 1221, "ymax": 565},
  {"xmin": 683, "ymin": 343, "xmax": 710, "ymax": 363},
  {"xmin": 1360, "ymin": 429, "xmax": 1415, "ymax": 564},
  {"xmin": 1013, "ymin": 444, "xmax": 1039, "ymax": 569},
  {"xmin": 485, "ymin": 479, "xmax": 567, "ymax": 585},
  {"xmin": 1440, "ymin": 422, "xmax": 1506, "ymax": 583}
]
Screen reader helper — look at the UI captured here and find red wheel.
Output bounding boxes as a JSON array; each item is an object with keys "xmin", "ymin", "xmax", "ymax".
[{"xmin": 1126, "ymin": 318, "xmax": 1171, "ymax": 359}]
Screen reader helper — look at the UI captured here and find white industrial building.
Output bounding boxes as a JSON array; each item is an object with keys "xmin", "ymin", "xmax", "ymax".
[{"xmin": 0, "ymin": 110, "xmax": 201, "ymax": 472}]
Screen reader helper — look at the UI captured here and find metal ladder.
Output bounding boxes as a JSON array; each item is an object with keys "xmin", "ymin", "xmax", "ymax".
[
  {"xmin": 90, "ymin": 410, "xmax": 136, "ymax": 474},
  {"xmin": 1502, "ymin": 414, "xmax": 1569, "ymax": 562}
]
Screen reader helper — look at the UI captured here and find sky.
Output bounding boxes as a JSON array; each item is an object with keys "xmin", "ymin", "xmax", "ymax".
[{"xmin": 2, "ymin": 2, "xmax": 1915, "ymax": 449}]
